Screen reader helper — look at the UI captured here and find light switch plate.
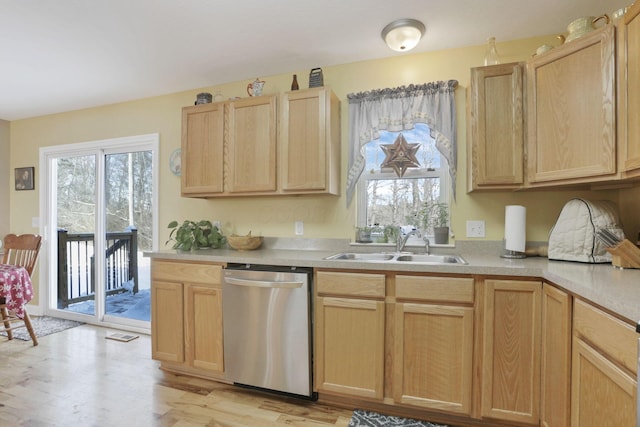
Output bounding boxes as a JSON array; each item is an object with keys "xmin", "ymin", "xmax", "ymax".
[
  {"xmin": 466, "ymin": 220, "xmax": 485, "ymax": 238},
  {"xmin": 295, "ymin": 221, "xmax": 304, "ymax": 236}
]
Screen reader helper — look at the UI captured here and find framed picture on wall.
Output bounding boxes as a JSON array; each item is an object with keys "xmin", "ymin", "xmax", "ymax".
[{"xmin": 15, "ymin": 167, "xmax": 35, "ymax": 191}]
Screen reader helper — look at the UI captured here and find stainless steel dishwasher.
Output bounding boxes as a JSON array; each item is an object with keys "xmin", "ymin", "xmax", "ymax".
[{"xmin": 222, "ymin": 263, "xmax": 314, "ymax": 399}]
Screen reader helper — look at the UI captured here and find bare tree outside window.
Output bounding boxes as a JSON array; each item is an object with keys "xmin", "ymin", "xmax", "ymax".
[{"xmin": 56, "ymin": 151, "xmax": 153, "ymax": 251}]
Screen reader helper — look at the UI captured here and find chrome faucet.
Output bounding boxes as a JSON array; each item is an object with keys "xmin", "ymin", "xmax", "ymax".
[
  {"xmin": 396, "ymin": 228, "xmax": 421, "ymax": 253},
  {"xmin": 424, "ymin": 236, "xmax": 430, "ymax": 255}
]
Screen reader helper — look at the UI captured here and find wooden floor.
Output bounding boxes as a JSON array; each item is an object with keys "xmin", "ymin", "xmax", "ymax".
[{"xmin": 0, "ymin": 325, "xmax": 353, "ymax": 426}]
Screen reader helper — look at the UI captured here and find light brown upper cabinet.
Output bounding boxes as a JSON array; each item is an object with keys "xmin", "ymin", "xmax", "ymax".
[
  {"xmin": 181, "ymin": 94, "xmax": 279, "ymax": 196},
  {"xmin": 527, "ymin": 25, "xmax": 616, "ymax": 186},
  {"xmin": 467, "ymin": 62, "xmax": 525, "ymax": 191},
  {"xmin": 181, "ymin": 88, "xmax": 341, "ymax": 198},
  {"xmin": 618, "ymin": 3, "xmax": 640, "ymax": 179},
  {"xmin": 227, "ymin": 95, "xmax": 278, "ymax": 194},
  {"xmin": 181, "ymin": 102, "xmax": 224, "ymax": 196},
  {"xmin": 280, "ymin": 87, "xmax": 341, "ymax": 195}
]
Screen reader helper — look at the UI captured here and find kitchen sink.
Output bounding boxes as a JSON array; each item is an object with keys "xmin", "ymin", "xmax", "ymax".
[
  {"xmin": 395, "ymin": 254, "xmax": 467, "ymax": 264},
  {"xmin": 324, "ymin": 252, "xmax": 396, "ymax": 261},
  {"xmin": 324, "ymin": 252, "xmax": 467, "ymax": 265}
]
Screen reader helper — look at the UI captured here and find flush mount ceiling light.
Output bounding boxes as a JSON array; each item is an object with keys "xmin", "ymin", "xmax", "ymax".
[{"xmin": 381, "ymin": 18, "xmax": 426, "ymax": 52}]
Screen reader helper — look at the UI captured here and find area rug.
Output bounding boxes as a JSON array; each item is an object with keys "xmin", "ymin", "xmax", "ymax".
[
  {"xmin": 0, "ymin": 316, "xmax": 84, "ymax": 341},
  {"xmin": 349, "ymin": 409, "xmax": 451, "ymax": 427}
]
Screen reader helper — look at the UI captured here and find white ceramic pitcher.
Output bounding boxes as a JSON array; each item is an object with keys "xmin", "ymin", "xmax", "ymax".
[{"xmin": 246, "ymin": 78, "xmax": 265, "ymax": 97}]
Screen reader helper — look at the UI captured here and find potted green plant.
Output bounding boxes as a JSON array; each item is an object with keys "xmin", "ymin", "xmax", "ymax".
[
  {"xmin": 370, "ymin": 225, "xmax": 386, "ymax": 243},
  {"xmin": 383, "ymin": 225, "xmax": 400, "ymax": 244},
  {"xmin": 355, "ymin": 226, "xmax": 373, "ymax": 243},
  {"xmin": 166, "ymin": 220, "xmax": 225, "ymax": 251},
  {"xmin": 420, "ymin": 202, "xmax": 449, "ymax": 244}
]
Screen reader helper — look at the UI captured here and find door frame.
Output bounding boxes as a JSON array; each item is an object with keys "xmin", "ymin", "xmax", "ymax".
[{"xmin": 38, "ymin": 133, "xmax": 159, "ymax": 333}]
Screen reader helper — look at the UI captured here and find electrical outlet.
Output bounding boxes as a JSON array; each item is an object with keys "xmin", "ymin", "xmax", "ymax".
[
  {"xmin": 466, "ymin": 220, "xmax": 485, "ymax": 238},
  {"xmin": 295, "ymin": 221, "xmax": 304, "ymax": 236}
]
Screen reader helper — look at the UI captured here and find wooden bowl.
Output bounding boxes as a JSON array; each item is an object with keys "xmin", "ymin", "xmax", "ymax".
[{"xmin": 227, "ymin": 235, "xmax": 263, "ymax": 251}]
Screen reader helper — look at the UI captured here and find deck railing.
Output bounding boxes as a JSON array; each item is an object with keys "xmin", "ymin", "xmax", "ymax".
[{"xmin": 57, "ymin": 228, "xmax": 138, "ymax": 309}]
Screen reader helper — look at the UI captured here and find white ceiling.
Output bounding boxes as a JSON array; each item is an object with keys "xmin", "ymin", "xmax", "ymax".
[{"xmin": 0, "ymin": 0, "xmax": 629, "ymax": 121}]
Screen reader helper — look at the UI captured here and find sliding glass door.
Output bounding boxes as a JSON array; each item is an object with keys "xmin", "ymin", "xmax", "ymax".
[
  {"xmin": 103, "ymin": 151, "xmax": 153, "ymax": 322},
  {"xmin": 40, "ymin": 134, "xmax": 158, "ymax": 332}
]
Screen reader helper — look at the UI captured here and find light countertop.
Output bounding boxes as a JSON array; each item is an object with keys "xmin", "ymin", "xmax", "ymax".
[{"xmin": 145, "ymin": 238, "xmax": 640, "ymax": 326}]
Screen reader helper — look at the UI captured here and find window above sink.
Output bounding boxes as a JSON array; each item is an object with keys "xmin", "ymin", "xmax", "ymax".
[{"xmin": 356, "ymin": 123, "xmax": 450, "ymax": 243}]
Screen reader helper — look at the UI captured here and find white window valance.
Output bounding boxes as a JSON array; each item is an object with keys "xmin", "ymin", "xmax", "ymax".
[{"xmin": 345, "ymin": 80, "xmax": 458, "ymax": 206}]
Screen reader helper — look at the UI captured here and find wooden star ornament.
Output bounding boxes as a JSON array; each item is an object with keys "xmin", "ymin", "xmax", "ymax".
[{"xmin": 380, "ymin": 133, "xmax": 421, "ymax": 177}]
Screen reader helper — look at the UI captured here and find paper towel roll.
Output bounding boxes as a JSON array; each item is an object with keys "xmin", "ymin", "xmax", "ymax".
[{"xmin": 505, "ymin": 205, "xmax": 526, "ymax": 252}]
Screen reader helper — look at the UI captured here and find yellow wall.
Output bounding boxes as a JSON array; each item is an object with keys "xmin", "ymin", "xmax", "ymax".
[
  {"xmin": 0, "ymin": 119, "xmax": 9, "ymax": 239},
  {"xmin": 9, "ymin": 34, "xmax": 627, "ymax": 247}
]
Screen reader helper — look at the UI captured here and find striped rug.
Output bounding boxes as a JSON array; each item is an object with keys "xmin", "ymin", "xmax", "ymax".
[{"xmin": 349, "ymin": 409, "xmax": 452, "ymax": 427}]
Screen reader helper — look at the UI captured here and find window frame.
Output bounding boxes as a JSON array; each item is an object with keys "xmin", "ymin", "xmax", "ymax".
[{"xmin": 356, "ymin": 130, "xmax": 450, "ymax": 239}]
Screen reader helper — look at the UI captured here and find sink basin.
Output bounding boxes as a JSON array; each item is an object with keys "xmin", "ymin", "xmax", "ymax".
[
  {"xmin": 324, "ymin": 252, "xmax": 467, "ymax": 265},
  {"xmin": 395, "ymin": 254, "xmax": 467, "ymax": 264},
  {"xmin": 324, "ymin": 252, "xmax": 395, "ymax": 261}
]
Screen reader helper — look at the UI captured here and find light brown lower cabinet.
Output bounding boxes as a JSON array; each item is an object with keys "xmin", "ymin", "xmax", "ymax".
[
  {"xmin": 151, "ymin": 260, "xmax": 225, "ymax": 378},
  {"xmin": 541, "ymin": 283, "xmax": 572, "ymax": 427},
  {"xmin": 571, "ymin": 299, "xmax": 637, "ymax": 427},
  {"xmin": 393, "ymin": 275, "xmax": 474, "ymax": 415},
  {"xmin": 315, "ymin": 271, "xmax": 386, "ymax": 399},
  {"xmin": 481, "ymin": 278, "xmax": 542, "ymax": 425},
  {"xmin": 184, "ymin": 283, "xmax": 224, "ymax": 373},
  {"xmin": 151, "ymin": 280, "xmax": 184, "ymax": 363},
  {"xmin": 148, "ymin": 261, "xmax": 640, "ymax": 427}
]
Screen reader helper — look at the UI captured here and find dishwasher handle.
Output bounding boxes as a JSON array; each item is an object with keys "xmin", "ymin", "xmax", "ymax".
[{"xmin": 225, "ymin": 276, "xmax": 303, "ymax": 289}]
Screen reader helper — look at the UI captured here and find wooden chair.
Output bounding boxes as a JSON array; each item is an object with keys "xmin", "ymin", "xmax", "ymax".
[{"xmin": 0, "ymin": 233, "xmax": 42, "ymax": 346}]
